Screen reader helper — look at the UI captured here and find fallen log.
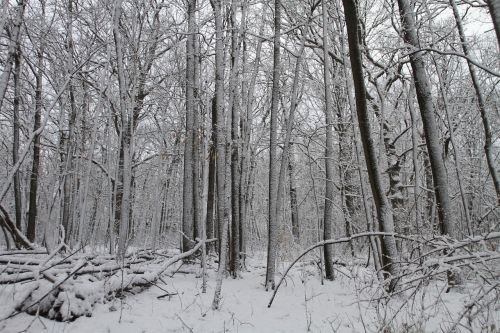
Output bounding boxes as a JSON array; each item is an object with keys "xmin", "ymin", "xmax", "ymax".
[{"xmin": 0, "ymin": 238, "xmax": 216, "ymax": 321}]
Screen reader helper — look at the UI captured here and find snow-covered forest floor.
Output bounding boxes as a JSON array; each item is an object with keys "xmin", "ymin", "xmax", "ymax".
[{"xmin": 1, "ymin": 251, "xmax": 498, "ymax": 333}]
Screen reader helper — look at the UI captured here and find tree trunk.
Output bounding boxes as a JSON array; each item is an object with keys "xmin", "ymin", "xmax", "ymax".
[
  {"xmin": 450, "ymin": 0, "xmax": 500, "ymax": 205},
  {"xmin": 371, "ymin": 87, "xmax": 405, "ymax": 240},
  {"xmin": 212, "ymin": 0, "xmax": 230, "ymax": 310},
  {"xmin": 113, "ymin": 0, "xmax": 133, "ymax": 259},
  {"xmin": 182, "ymin": 0, "xmax": 196, "ymax": 252},
  {"xmin": 321, "ymin": 0, "xmax": 335, "ymax": 281},
  {"xmin": 13, "ymin": 33, "xmax": 22, "ymax": 231},
  {"xmin": 341, "ymin": 0, "xmax": 399, "ymax": 291},
  {"xmin": 288, "ymin": 149, "xmax": 300, "ymax": 242},
  {"xmin": 487, "ymin": 0, "xmax": 500, "ymax": 46},
  {"xmin": 62, "ymin": 0, "xmax": 78, "ymax": 243},
  {"xmin": 229, "ymin": 0, "xmax": 246, "ymax": 277},
  {"xmin": 239, "ymin": 16, "xmax": 265, "ymax": 263},
  {"xmin": 27, "ymin": 15, "xmax": 45, "ymax": 243},
  {"xmin": 206, "ymin": 97, "xmax": 217, "ymax": 253},
  {"xmin": 407, "ymin": 86, "xmax": 422, "ymax": 235},
  {"xmin": 265, "ymin": 0, "xmax": 282, "ymax": 291},
  {"xmin": 0, "ymin": 0, "xmax": 25, "ymax": 112},
  {"xmin": 396, "ymin": 0, "xmax": 454, "ymax": 237}
]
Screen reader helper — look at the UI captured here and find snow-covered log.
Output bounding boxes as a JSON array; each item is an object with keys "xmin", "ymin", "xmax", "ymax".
[{"xmin": 0, "ymin": 238, "xmax": 215, "ymax": 321}]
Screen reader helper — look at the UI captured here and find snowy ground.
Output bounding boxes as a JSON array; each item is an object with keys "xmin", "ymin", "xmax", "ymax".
[{"xmin": 1, "ymin": 254, "xmax": 497, "ymax": 333}]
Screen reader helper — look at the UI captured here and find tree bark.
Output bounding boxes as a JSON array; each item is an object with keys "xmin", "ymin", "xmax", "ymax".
[
  {"xmin": 321, "ymin": 0, "xmax": 335, "ymax": 281},
  {"xmin": 0, "ymin": 0, "xmax": 25, "ymax": 112},
  {"xmin": 229, "ymin": 0, "xmax": 246, "ymax": 277},
  {"xmin": 206, "ymin": 97, "xmax": 217, "ymax": 253},
  {"xmin": 487, "ymin": 0, "xmax": 500, "ymax": 46},
  {"xmin": 407, "ymin": 86, "xmax": 422, "ymax": 235},
  {"xmin": 181, "ymin": 0, "xmax": 197, "ymax": 252},
  {"xmin": 396, "ymin": 0, "xmax": 454, "ymax": 237},
  {"xmin": 288, "ymin": 149, "xmax": 300, "ymax": 242},
  {"xmin": 265, "ymin": 0, "xmax": 282, "ymax": 291},
  {"xmin": 211, "ymin": 0, "xmax": 230, "ymax": 310},
  {"xmin": 13, "ymin": 32, "xmax": 22, "ymax": 231},
  {"xmin": 450, "ymin": 0, "xmax": 500, "ymax": 205},
  {"xmin": 341, "ymin": 0, "xmax": 399, "ymax": 291},
  {"xmin": 27, "ymin": 12, "xmax": 45, "ymax": 243},
  {"xmin": 61, "ymin": 0, "xmax": 78, "ymax": 243},
  {"xmin": 113, "ymin": 0, "xmax": 133, "ymax": 259}
]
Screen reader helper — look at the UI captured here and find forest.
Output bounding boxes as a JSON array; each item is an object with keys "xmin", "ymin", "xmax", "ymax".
[{"xmin": 0, "ymin": 0, "xmax": 499, "ymax": 332}]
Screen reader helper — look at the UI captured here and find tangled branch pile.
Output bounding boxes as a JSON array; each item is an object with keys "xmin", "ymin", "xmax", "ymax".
[{"xmin": 0, "ymin": 240, "xmax": 212, "ymax": 321}]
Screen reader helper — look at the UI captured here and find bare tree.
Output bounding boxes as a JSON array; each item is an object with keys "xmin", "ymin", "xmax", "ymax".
[
  {"xmin": 396, "ymin": 0, "xmax": 454, "ymax": 240},
  {"xmin": 487, "ymin": 0, "xmax": 500, "ymax": 46},
  {"xmin": 182, "ymin": 0, "xmax": 197, "ymax": 252},
  {"xmin": 265, "ymin": 0, "xmax": 282, "ymax": 291},
  {"xmin": 0, "ymin": 0, "xmax": 25, "ymax": 111},
  {"xmin": 212, "ymin": 0, "xmax": 229, "ymax": 310},
  {"xmin": 113, "ymin": 0, "xmax": 134, "ymax": 259},
  {"xmin": 450, "ymin": 0, "xmax": 500, "ymax": 205},
  {"xmin": 27, "ymin": 0, "xmax": 45, "ymax": 243},
  {"xmin": 341, "ymin": 0, "xmax": 399, "ymax": 291},
  {"xmin": 321, "ymin": 0, "xmax": 335, "ymax": 281},
  {"xmin": 12, "ymin": 26, "xmax": 22, "ymax": 230}
]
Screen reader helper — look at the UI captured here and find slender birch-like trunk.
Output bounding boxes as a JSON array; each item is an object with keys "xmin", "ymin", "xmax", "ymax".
[
  {"xmin": 62, "ymin": 0, "xmax": 77, "ymax": 242},
  {"xmin": 13, "ymin": 33, "xmax": 22, "ymax": 230},
  {"xmin": 265, "ymin": 0, "xmax": 282, "ymax": 291},
  {"xmin": 182, "ymin": 0, "xmax": 196, "ymax": 252},
  {"xmin": 321, "ymin": 0, "xmax": 335, "ymax": 281},
  {"xmin": 212, "ymin": 0, "xmax": 229, "ymax": 310},
  {"xmin": 27, "ymin": 3, "xmax": 45, "ymax": 243}
]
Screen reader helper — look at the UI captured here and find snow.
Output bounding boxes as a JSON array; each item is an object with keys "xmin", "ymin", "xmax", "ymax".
[{"xmin": 0, "ymin": 255, "xmax": 498, "ymax": 332}]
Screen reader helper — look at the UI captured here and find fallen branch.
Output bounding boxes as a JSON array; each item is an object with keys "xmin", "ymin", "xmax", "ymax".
[
  {"xmin": 268, "ymin": 232, "xmax": 401, "ymax": 307},
  {"xmin": 0, "ymin": 238, "xmax": 217, "ymax": 321},
  {"xmin": 0, "ymin": 204, "xmax": 35, "ymax": 250},
  {"xmin": 267, "ymin": 231, "xmax": 500, "ymax": 308}
]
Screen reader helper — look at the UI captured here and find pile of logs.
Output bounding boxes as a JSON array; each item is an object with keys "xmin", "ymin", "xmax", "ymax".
[{"xmin": 0, "ymin": 239, "xmax": 213, "ymax": 321}]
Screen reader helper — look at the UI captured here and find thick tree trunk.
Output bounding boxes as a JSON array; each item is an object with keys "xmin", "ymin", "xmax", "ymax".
[
  {"xmin": 342, "ymin": 0, "xmax": 399, "ymax": 291},
  {"xmin": 396, "ymin": 0, "xmax": 454, "ymax": 237},
  {"xmin": 487, "ymin": 0, "xmax": 500, "ymax": 46}
]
